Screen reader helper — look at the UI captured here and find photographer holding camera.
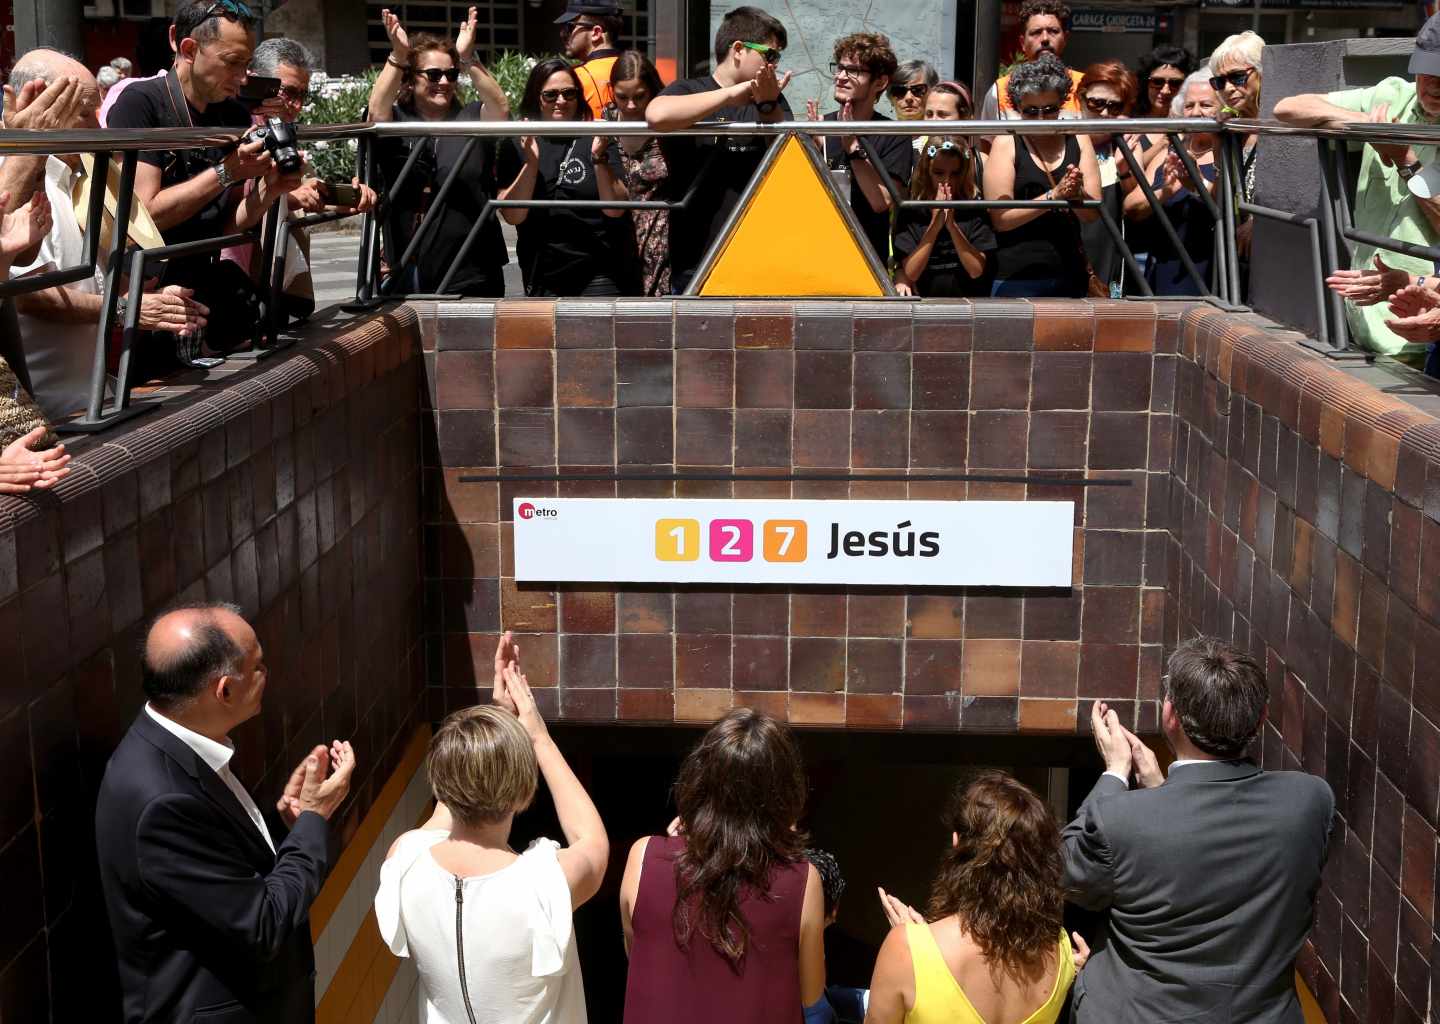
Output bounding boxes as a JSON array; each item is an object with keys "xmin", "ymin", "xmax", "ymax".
[
  {"xmin": 221, "ymin": 38, "xmax": 376, "ymax": 323},
  {"xmin": 107, "ymin": 0, "xmax": 304, "ymax": 368}
]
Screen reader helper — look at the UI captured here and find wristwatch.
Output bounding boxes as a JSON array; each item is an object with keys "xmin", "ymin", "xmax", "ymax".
[
  {"xmin": 845, "ymin": 147, "xmax": 869, "ymax": 163},
  {"xmin": 1399, "ymin": 160, "xmax": 1424, "ymax": 181},
  {"xmin": 215, "ymin": 160, "xmax": 235, "ymax": 190},
  {"xmin": 755, "ymin": 99, "xmax": 778, "ymax": 114}
]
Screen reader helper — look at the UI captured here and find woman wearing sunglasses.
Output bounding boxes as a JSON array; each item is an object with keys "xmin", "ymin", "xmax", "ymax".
[
  {"xmin": 1122, "ymin": 69, "xmax": 1220, "ymax": 296},
  {"xmin": 1208, "ymin": 31, "xmax": 1264, "ymax": 273},
  {"xmin": 496, "ymin": 59, "xmax": 636, "ymax": 296},
  {"xmin": 889, "ymin": 59, "xmax": 937, "ymax": 139},
  {"xmin": 982, "ymin": 53, "xmax": 1100, "ymax": 298},
  {"xmin": 1076, "ymin": 61, "xmax": 1138, "ymax": 296},
  {"xmin": 368, "ymin": 7, "xmax": 511, "ymax": 296},
  {"xmin": 893, "ymin": 137, "xmax": 995, "ymax": 298}
]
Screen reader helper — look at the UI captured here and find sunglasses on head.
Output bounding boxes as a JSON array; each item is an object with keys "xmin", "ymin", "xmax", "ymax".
[
  {"xmin": 418, "ymin": 67, "xmax": 460, "ymax": 84},
  {"xmin": 740, "ymin": 41, "xmax": 782, "ymax": 65},
  {"xmin": 1209, "ymin": 68, "xmax": 1252, "ymax": 91},
  {"xmin": 1084, "ymin": 96, "xmax": 1125, "ymax": 115},
  {"xmin": 541, "ymin": 86, "xmax": 580, "ymax": 103},
  {"xmin": 198, "ymin": 0, "xmax": 253, "ymax": 21},
  {"xmin": 1020, "ymin": 102, "xmax": 1061, "ymax": 118}
]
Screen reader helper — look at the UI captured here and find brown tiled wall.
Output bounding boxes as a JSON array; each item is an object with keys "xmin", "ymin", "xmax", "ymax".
[
  {"xmin": 1169, "ymin": 307, "xmax": 1440, "ymax": 1023},
  {"xmin": 0, "ymin": 310, "xmax": 426, "ymax": 1019},
  {"xmin": 417, "ymin": 298, "xmax": 1183, "ymax": 736}
]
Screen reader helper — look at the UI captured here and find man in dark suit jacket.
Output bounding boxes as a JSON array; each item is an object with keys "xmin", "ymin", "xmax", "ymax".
[
  {"xmin": 1062, "ymin": 637, "xmax": 1334, "ymax": 1024},
  {"xmin": 96, "ymin": 602, "xmax": 356, "ymax": 1023}
]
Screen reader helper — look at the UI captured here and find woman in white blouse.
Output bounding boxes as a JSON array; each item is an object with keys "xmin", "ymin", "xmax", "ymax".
[{"xmin": 375, "ymin": 632, "xmax": 609, "ymax": 1024}]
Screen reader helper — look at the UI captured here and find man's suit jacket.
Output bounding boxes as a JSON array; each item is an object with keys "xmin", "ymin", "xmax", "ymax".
[
  {"xmin": 1062, "ymin": 760, "xmax": 1333, "ymax": 1024},
  {"xmin": 95, "ymin": 712, "xmax": 331, "ymax": 1024}
]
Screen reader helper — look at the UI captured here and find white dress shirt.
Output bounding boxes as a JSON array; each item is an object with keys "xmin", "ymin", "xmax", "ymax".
[
  {"xmin": 8, "ymin": 155, "xmax": 106, "ymax": 421},
  {"xmin": 145, "ymin": 703, "xmax": 276, "ymax": 855}
]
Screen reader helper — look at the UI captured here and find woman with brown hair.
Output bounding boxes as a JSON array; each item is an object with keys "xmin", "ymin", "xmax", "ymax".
[
  {"xmin": 619, "ymin": 708, "xmax": 827, "ymax": 1024},
  {"xmin": 864, "ymin": 771, "xmax": 1086, "ymax": 1024},
  {"xmin": 1077, "ymin": 60, "xmax": 1139, "ymax": 294}
]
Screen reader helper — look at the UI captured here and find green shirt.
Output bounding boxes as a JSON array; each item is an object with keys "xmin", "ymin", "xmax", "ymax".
[{"xmin": 1328, "ymin": 76, "xmax": 1439, "ymax": 356}]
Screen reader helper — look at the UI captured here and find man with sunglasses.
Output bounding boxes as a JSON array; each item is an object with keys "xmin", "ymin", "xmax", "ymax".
[
  {"xmin": 808, "ymin": 32, "xmax": 913, "ymax": 269},
  {"xmin": 1276, "ymin": 12, "xmax": 1440, "ymax": 359},
  {"xmin": 557, "ymin": 0, "xmax": 625, "ymax": 119},
  {"xmin": 648, "ymin": 5, "xmax": 793, "ymax": 292}
]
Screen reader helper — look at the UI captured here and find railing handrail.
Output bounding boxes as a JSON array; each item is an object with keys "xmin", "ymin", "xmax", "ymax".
[{"xmin": 5, "ymin": 116, "xmax": 1440, "ymax": 156}]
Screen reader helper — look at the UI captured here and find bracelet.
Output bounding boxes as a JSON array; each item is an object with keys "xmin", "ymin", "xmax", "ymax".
[
  {"xmin": 1420, "ymin": 276, "xmax": 1429, "ymax": 291},
  {"xmin": 386, "ymin": 54, "xmax": 409, "ymax": 70}
]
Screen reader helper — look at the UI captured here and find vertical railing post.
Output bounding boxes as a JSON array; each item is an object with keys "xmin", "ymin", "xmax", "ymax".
[
  {"xmin": 1314, "ymin": 137, "xmax": 1351, "ymax": 352},
  {"xmin": 83, "ymin": 149, "xmax": 139, "ymax": 424}
]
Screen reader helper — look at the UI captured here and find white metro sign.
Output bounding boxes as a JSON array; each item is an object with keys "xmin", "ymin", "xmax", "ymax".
[{"xmin": 512, "ymin": 498, "xmax": 1074, "ymax": 587}]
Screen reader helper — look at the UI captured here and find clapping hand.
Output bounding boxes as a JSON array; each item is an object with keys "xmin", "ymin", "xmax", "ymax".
[
  {"xmin": 1090, "ymin": 700, "xmax": 1133, "ymax": 778},
  {"xmin": 805, "ymin": 98, "xmax": 820, "ymax": 122},
  {"xmin": 749, "ymin": 64, "xmax": 792, "ymax": 106},
  {"xmin": 278, "ymin": 740, "xmax": 356, "ymax": 824},
  {"xmin": 0, "ymin": 189, "xmax": 51, "ymax": 266},
  {"xmin": 138, "ymin": 278, "xmax": 209, "ymax": 337},
  {"xmin": 0, "ymin": 426, "xmax": 69, "ymax": 494},
  {"xmin": 493, "ymin": 629, "xmax": 548, "ymax": 745},
  {"xmin": 1326, "ymin": 253, "xmax": 1411, "ymax": 307},
  {"xmin": 3, "ymin": 75, "xmax": 89, "ymax": 133},
  {"xmin": 1120, "ymin": 725, "xmax": 1163, "ymax": 789},
  {"xmin": 1053, "ymin": 164, "xmax": 1084, "ymax": 201},
  {"xmin": 877, "ymin": 886, "xmax": 924, "ymax": 928},
  {"xmin": 1385, "ymin": 282, "xmax": 1440, "ymax": 342}
]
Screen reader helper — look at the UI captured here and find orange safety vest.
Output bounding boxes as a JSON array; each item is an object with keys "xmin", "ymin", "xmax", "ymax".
[
  {"xmin": 996, "ymin": 66, "xmax": 1085, "ymax": 117},
  {"xmin": 574, "ymin": 54, "xmax": 619, "ymax": 119}
]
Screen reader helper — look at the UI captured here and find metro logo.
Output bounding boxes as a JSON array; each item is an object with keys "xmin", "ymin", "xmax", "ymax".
[{"xmin": 517, "ymin": 503, "xmax": 557, "ymax": 520}]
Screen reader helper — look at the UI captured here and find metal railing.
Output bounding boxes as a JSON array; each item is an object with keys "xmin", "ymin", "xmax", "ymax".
[{"xmin": 0, "ymin": 114, "xmax": 1432, "ymax": 435}]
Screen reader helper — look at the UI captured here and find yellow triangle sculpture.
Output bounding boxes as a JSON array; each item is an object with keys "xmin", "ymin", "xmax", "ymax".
[{"xmin": 695, "ymin": 133, "xmax": 890, "ymax": 297}]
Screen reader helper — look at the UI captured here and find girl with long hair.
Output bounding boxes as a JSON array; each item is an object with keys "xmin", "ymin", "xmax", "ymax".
[
  {"xmin": 594, "ymin": 51, "xmax": 672, "ymax": 295},
  {"xmin": 496, "ymin": 58, "xmax": 636, "ymax": 295},
  {"xmin": 620, "ymin": 709, "xmax": 826, "ymax": 1024},
  {"xmin": 893, "ymin": 136, "xmax": 995, "ymax": 297},
  {"xmin": 865, "ymin": 772, "xmax": 1087, "ymax": 1024}
]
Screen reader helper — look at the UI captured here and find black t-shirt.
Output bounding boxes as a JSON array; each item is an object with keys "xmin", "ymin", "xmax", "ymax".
[
  {"xmin": 494, "ymin": 134, "xmax": 634, "ymax": 296},
  {"xmin": 656, "ymin": 76, "xmax": 793, "ymax": 289},
  {"xmin": 892, "ymin": 205, "xmax": 996, "ymax": 297},
  {"xmin": 375, "ymin": 101, "xmax": 509, "ymax": 296},
  {"xmin": 822, "ymin": 111, "xmax": 913, "ymax": 266},
  {"xmin": 105, "ymin": 71, "xmax": 252, "ymax": 246}
]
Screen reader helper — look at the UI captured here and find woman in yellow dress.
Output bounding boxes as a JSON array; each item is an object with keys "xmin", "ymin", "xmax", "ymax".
[{"xmin": 865, "ymin": 771, "xmax": 1088, "ymax": 1024}]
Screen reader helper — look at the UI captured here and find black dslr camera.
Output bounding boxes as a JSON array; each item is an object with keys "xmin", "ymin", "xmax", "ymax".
[{"xmin": 246, "ymin": 116, "xmax": 303, "ymax": 175}]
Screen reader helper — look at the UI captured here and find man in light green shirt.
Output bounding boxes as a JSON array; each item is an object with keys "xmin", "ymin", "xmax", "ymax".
[{"xmin": 1276, "ymin": 21, "xmax": 1440, "ymax": 359}]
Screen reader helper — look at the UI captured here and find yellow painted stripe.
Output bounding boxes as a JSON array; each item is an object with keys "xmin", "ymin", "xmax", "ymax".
[
  {"xmin": 1297, "ymin": 970, "xmax": 1327, "ymax": 1023},
  {"xmin": 316, "ymin": 799, "xmax": 436, "ymax": 1024},
  {"xmin": 311, "ymin": 724, "xmax": 431, "ymax": 941}
]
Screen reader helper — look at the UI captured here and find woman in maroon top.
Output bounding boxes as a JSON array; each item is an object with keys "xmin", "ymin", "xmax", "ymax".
[{"xmin": 619, "ymin": 709, "xmax": 827, "ymax": 1023}]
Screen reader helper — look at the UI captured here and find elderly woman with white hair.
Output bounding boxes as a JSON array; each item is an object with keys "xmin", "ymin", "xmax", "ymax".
[
  {"xmin": 1122, "ymin": 68, "xmax": 1220, "ymax": 295},
  {"xmin": 982, "ymin": 52, "xmax": 1101, "ymax": 297},
  {"xmin": 1209, "ymin": 29, "xmax": 1263, "ymax": 259}
]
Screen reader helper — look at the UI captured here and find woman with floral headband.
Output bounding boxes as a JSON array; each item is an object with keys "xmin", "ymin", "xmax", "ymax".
[{"xmin": 893, "ymin": 135, "xmax": 996, "ymax": 297}]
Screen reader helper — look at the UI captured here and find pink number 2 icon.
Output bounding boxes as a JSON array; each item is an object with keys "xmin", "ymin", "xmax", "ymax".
[{"xmin": 708, "ymin": 519, "xmax": 754, "ymax": 562}]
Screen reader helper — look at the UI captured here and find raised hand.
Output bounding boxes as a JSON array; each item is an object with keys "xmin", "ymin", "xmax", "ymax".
[
  {"xmin": 496, "ymin": 662, "xmax": 549, "ymax": 746},
  {"xmin": 382, "ymin": 8, "xmax": 411, "ymax": 61},
  {"xmin": 877, "ymin": 886, "xmax": 924, "ymax": 928},
  {"xmin": 0, "ymin": 189, "xmax": 51, "ymax": 264},
  {"xmin": 936, "ymin": 178, "xmax": 955, "ymax": 223},
  {"xmin": 1090, "ymin": 700, "xmax": 1133, "ymax": 779},
  {"xmin": 1325, "ymin": 252, "xmax": 1411, "ymax": 307},
  {"xmin": 805, "ymin": 98, "xmax": 819, "ymax": 122},
  {"xmin": 275, "ymin": 745, "xmax": 320, "ymax": 825},
  {"xmin": 0, "ymin": 426, "xmax": 69, "ymax": 494},
  {"xmin": 749, "ymin": 65, "xmax": 791, "ymax": 106},
  {"xmin": 492, "ymin": 629, "xmax": 520, "ymax": 692},
  {"xmin": 455, "ymin": 5, "xmax": 480, "ymax": 61},
  {"xmin": 591, "ymin": 132, "xmax": 612, "ymax": 162}
]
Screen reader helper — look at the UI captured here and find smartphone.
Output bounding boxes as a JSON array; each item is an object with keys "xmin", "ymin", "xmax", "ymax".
[
  {"xmin": 238, "ymin": 75, "xmax": 282, "ymax": 103},
  {"xmin": 325, "ymin": 181, "xmax": 360, "ymax": 207}
]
